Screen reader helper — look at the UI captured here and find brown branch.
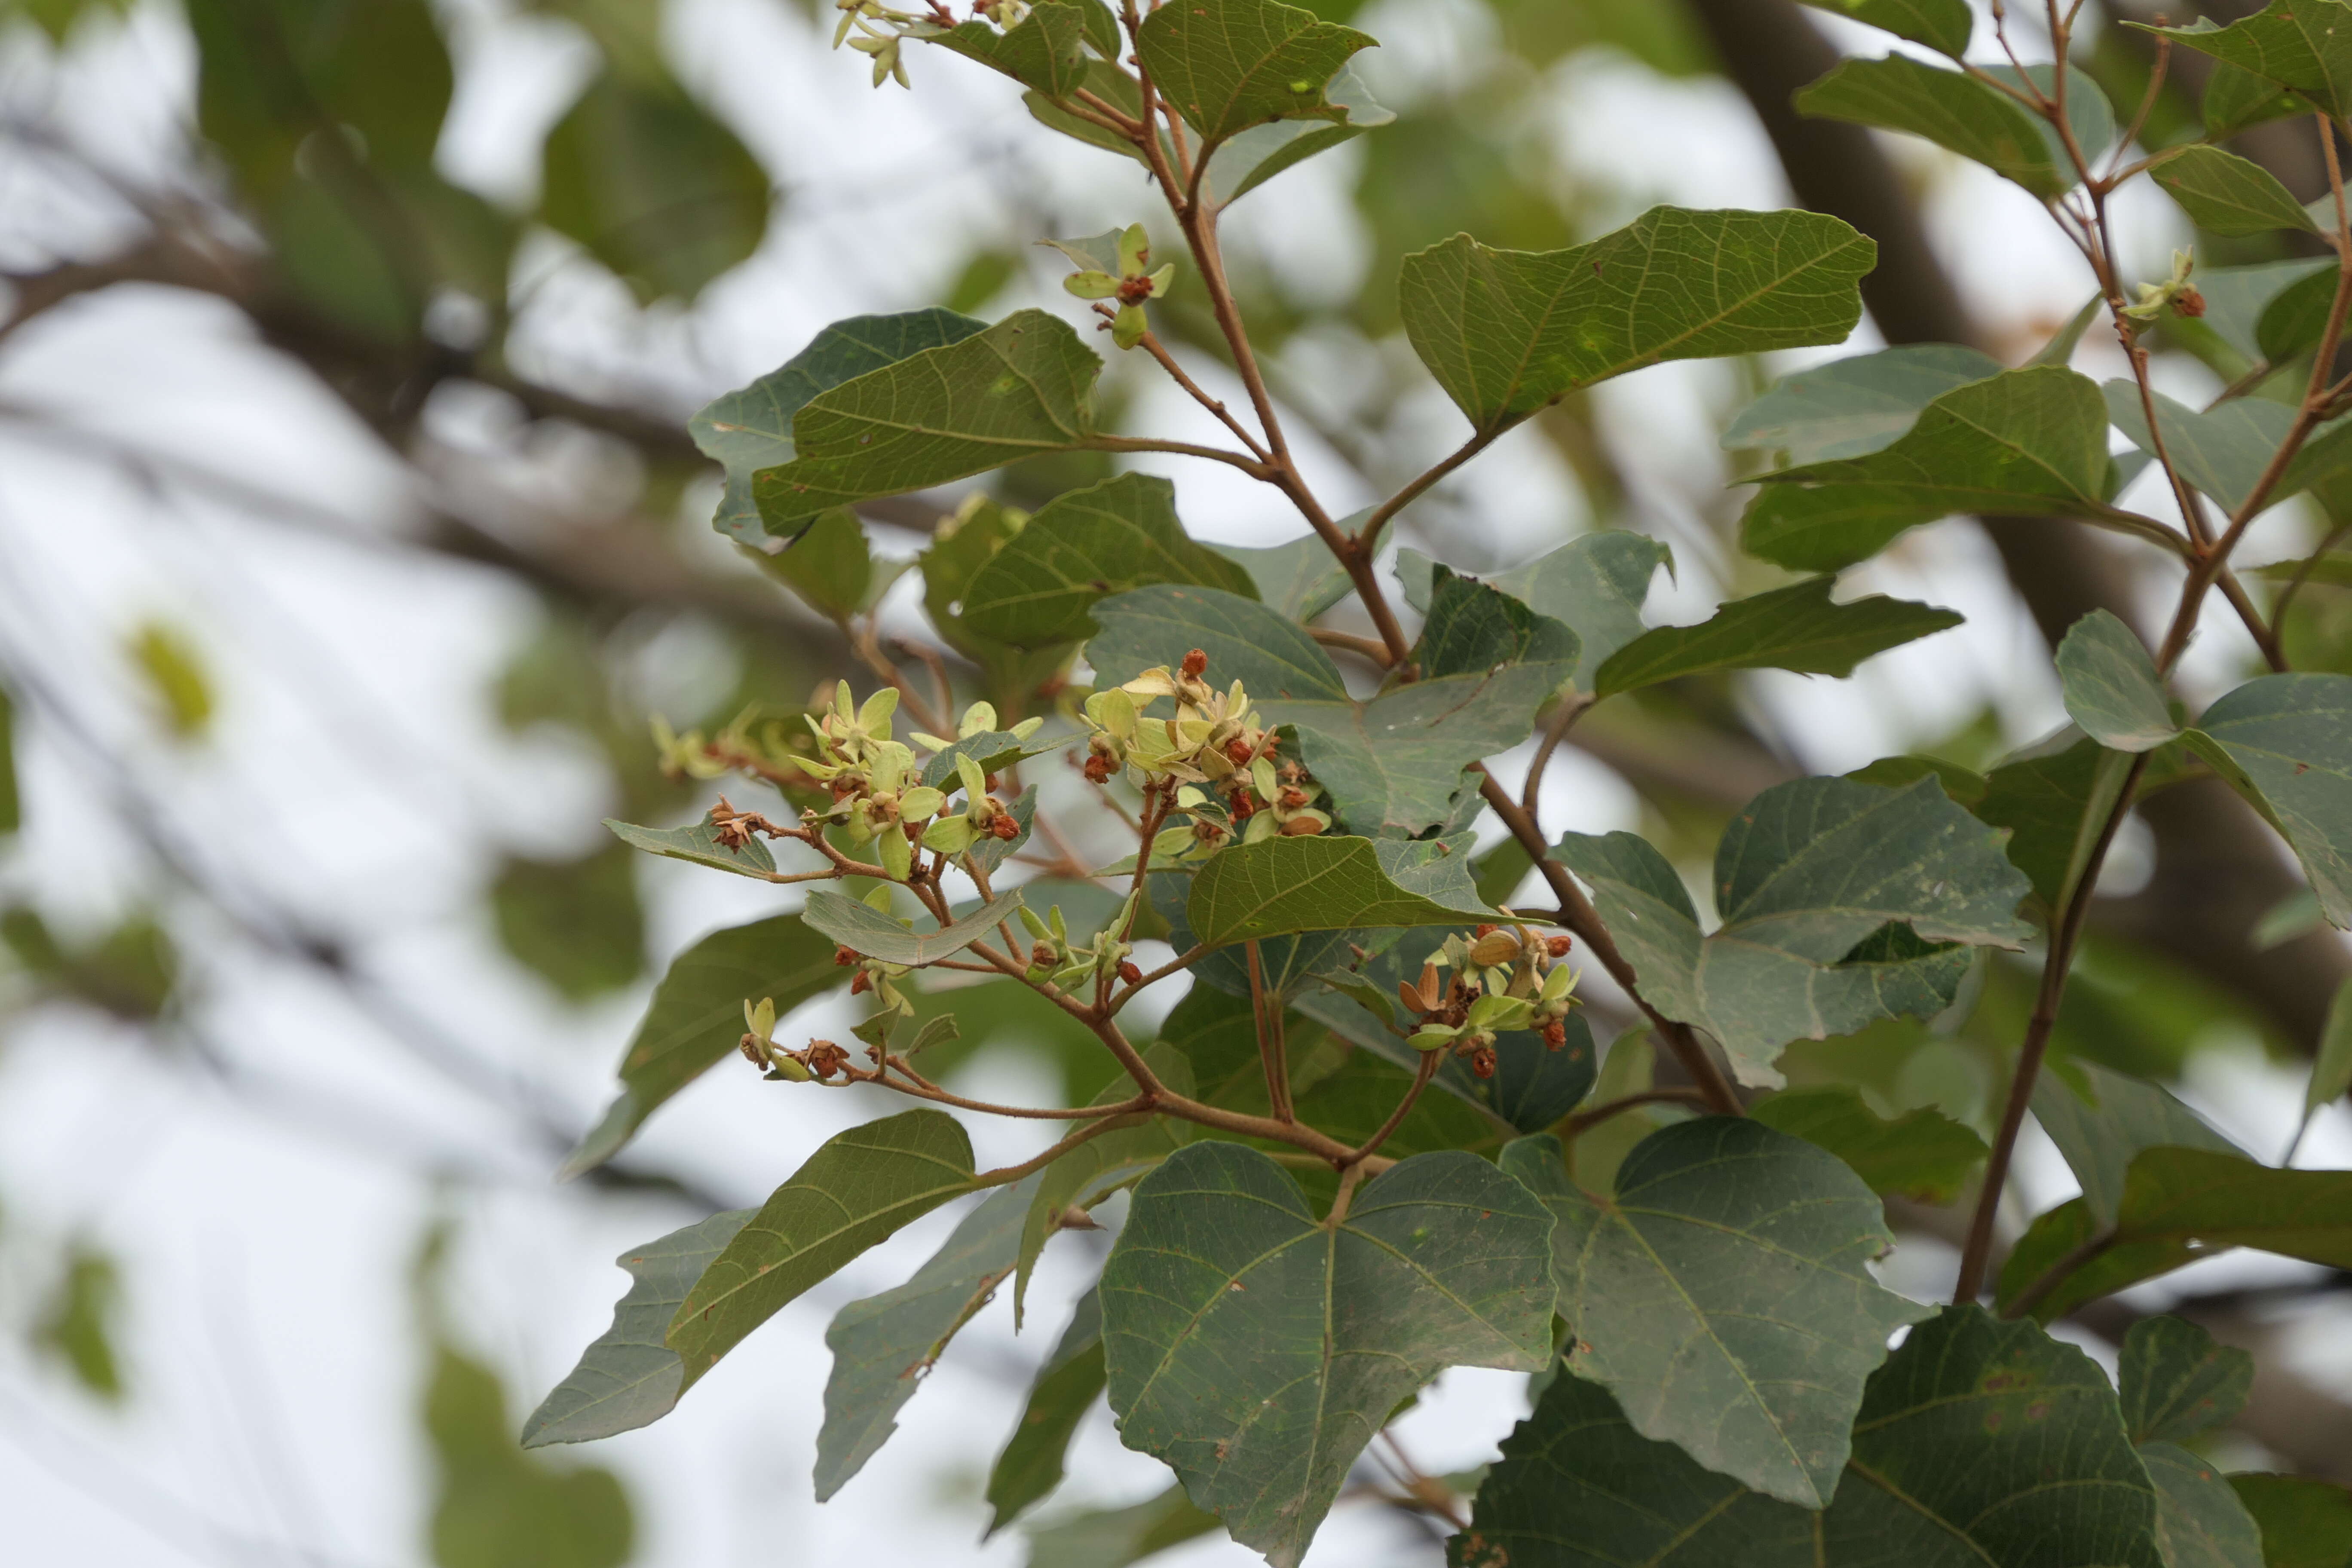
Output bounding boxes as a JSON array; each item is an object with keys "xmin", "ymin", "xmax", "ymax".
[
  {"xmin": 1344, "ymin": 1049, "xmax": 1440, "ymax": 1166},
  {"xmin": 1561, "ymin": 1087, "xmax": 1712, "ymax": 1136}
]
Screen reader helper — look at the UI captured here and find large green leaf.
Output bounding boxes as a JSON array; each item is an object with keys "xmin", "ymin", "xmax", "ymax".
[
  {"xmin": 1451, "ymin": 1305, "xmax": 2164, "ymax": 1568},
  {"xmin": 985, "ymin": 1292, "xmax": 1106, "ymax": 1536},
  {"xmin": 1102, "ymin": 1142, "xmax": 1554, "ymax": 1568},
  {"xmin": 1998, "ymin": 1148, "xmax": 2352, "ymax": 1320},
  {"xmin": 1795, "ymin": 55, "xmax": 2073, "ymax": 197},
  {"xmin": 1183, "ymin": 833, "xmax": 1498, "ymax": 946},
  {"xmin": 690, "ymin": 309, "xmax": 984, "ymax": 542},
  {"xmin": 1720, "ymin": 344, "xmax": 2002, "ymax": 466},
  {"xmin": 668, "ymin": 1110, "xmax": 979, "ymax": 1388},
  {"xmin": 1558, "ymin": 776, "xmax": 2032, "ymax": 1086},
  {"xmin": 753, "ymin": 310, "xmax": 1102, "ymax": 533},
  {"xmin": 1793, "ymin": 0, "xmax": 1972, "ymax": 55},
  {"xmin": 922, "ymin": 0, "xmax": 1092, "ymax": 96},
  {"xmin": 959, "ymin": 474, "xmax": 1256, "ymax": 645},
  {"xmin": 1087, "ymin": 583, "xmax": 1569, "ymax": 832},
  {"xmin": 1213, "ymin": 532, "xmax": 1355, "ymax": 622},
  {"xmin": 2135, "ymin": 1, "xmax": 2352, "ymax": 120},
  {"xmin": 541, "ymin": 69, "xmax": 769, "ymax": 304},
  {"xmin": 2189, "ymin": 673, "xmax": 2352, "ymax": 928},
  {"xmin": 2121, "ymin": 1316, "xmax": 2254, "ymax": 1447},
  {"xmin": 1134, "ymin": 0, "xmax": 1373, "ymax": 147},
  {"xmin": 1749, "ymin": 1083, "xmax": 1987, "ymax": 1204},
  {"xmin": 1742, "ymin": 367, "xmax": 2125, "ymax": 571},
  {"xmin": 2230, "ymin": 1474, "xmax": 2352, "ymax": 1568},
  {"xmin": 564, "ymin": 913, "xmax": 842, "ymax": 1177},
  {"xmin": 522, "ymin": 1208, "xmax": 755, "ymax": 1446},
  {"xmin": 2147, "ymin": 1444, "xmax": 2269, "ymax": 1568},
  {"xmin": 2153, "ymin": 144, "xmax": 2320, "ymax": 236},
  {"xmin": 1397, "ymin": 533, "xmax": 1672, "ymax": 690},
  {"xmin": 815, "ymin": 1177, "xmax": 1036, "ymax": 1499},
  {"xmin": 1502, "ymin": 1121, "xmax": 1927, "ymax": 1508},
  {"xmin": 1399, "ymin": 207, "xmax": 1873, "ymax": 435},
  {"xmin": 2058, "ymin": 609, "xmax": 2180, "ymax": 754},
  {"xmin": 800, "ymin": 888, "xmax": 1026, "ymax": 966},
  {"xmin": 1592, "ymin": 576, "xmax": 1960, "ymax": 698},
  {"xmin": 2034, "ymin": 1060, "xmax": 2246, "ymax": 1228}
]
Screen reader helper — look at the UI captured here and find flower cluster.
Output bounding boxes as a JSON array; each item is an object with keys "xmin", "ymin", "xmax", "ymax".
[
  {"xmin": 1020, "ymin": 891, "xmax": 1145, "ymax": 995},
  {"xmin": 2122, "ymin": 248, "xmax": 2205, "ymax": 324},
  {"xmin": 1060, "ymin": 224, "xmax": 1177, "ymax": 350},
  {"xmin": 1396, "ymin": 924, "xmax": 1579, "ymax": 1079},
  {"xmin": 799, "ymin": 683, "xmax": 1032, "ymax": 879},
  {"xmin": 1081, "ymin": 648, "xmax": 1329, "ymax": 850}
]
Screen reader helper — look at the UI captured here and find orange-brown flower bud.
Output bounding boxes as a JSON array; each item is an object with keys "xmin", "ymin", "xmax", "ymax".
[{"xmin": 1181, "ymin": 648, "xmax": 1208, "ymax": 677}]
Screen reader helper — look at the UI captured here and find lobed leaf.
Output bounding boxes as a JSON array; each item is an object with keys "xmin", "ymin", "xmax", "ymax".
[
  {"xmin": 1135, "ymin": 0, "xmax": 1374, "ymax": 148},
  {"xmin": 689, "ymin": 308, "xmax": 983, "ymax": 542},
  {"xmin": 1721, "ymin": 343, "xmax": 2002, "ymax": 466},
  {"xmin": 960, "ymin": 473, "xmax": 1256, "ymax": 646},
  {"xmin": 800, "ymin": 888, "xmax": 1026, "ymax": 966},
  {"xmin": 753, "ymin": 310, "xmax": 1102, "ymax": 534},
  {"xmin": 1749, "ymin": 1083, "xmax": 1987, "ymax": 1204},
  {"xmin": 1502, "ymin": 1119, "xmax": 1929, "ymax": 1508},
  {"xmin": 1559, "ymin": 775, "xmax": 2032, "ymax": 1086},
  {"xmin": 668, "ymin": 1109, "xmax": 980, "ymax": 1388},
  {"xmin": 1592, "ymin": 576, "xmax": 1960, "ymax": 698},
  {"xmin": 521, "ymin": 1208, "xmax": 754, "ymax": 1447},
  {"xmin": 1102, "ymin": 1141, "xmax": 1555, "ymax": 1568},
  {"xmin": 1400, "ymin": 207, "xmax": 1873, "ymax": 435},
  {"xmin": 1743, "ymin": 366, "xmax": 2124, "ymax": 571},
  {"xmin": 815, "ymin": 1177, "xmax": 1037, "ymax": 1499},
  {"xmin": 564, "ymin": 913, "xmax": 843, "ymax": 1177}
]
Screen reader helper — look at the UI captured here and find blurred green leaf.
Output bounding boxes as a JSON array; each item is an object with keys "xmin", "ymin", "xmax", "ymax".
[
  {"xmin": 962, "ymin": 474, "xmax": 1258, "ymax": 645},
  {"xmin": 565, "ymin": 912, "xmax": 841, "ymax": 1176},
  {"xmin": 1793, "ymin": 0, "xmax": 1972, "ymax": 55},
  {"xmin": 1023, "ymin": 1483, "xmax": 1219, "ymax": 1568},
  {"xmin": 426, "ymin": 1344, "xmax": 632, "ymax": 1568},
  {"xmin": 542, "ymin": 69, "xmax": 770, "ymax": 304},
  {"xmin": 986, "ymin": 1292, "xmax": 1106, "ymax": 1536},
  {"xmin": 1795, "ymin": 55, "xmax": 2070, "ymax": 197},
  {"xmin": 2229, "ymin": 1473, "xmax": 2352, "ymax": 1568},
  {"xmin": 0, "ymin": 682, "xmax": 18, "ymax": 836},
  {"xmin": 33, "ymin": 1243, "xmax": 124, "ymax": 1402},
  {"xmin": 2309, "ymin": 977, "xmax": 2352, "ymax": 1123},
  {"xmin": 491, "ymin": 844, "xmax": 644, "ymax": 1003},
  {"xmin": 753, "ymin": 507, "xmax": 872, "ymax": 620},
  {"xmin": 1593, "ymin": 577, "xmax": 1960, "ymax": 698},
  {"xmin": 1749, "ymin": 1083, "xmax": 1987, "ymax": 1203},
  {"xmin": 126, "ymin": 620, "xmax": 213, "ymax": 741}
]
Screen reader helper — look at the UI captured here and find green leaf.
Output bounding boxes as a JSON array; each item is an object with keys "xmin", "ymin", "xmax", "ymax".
[
  {"xmin": 1792, "ymin": 0, "xmax": 1972, "ymax": 55},
  {"xmin": 1501, "ymin": 1120, "xmax": 1929, "ymax": 1508},
  {"xmin": 2205, "ymin": 60, "xmax": 2309, "ymax": 138},
  {"xmin": 2230, "ymin": 1474, "xmax": 2352, "ymax": 1568},
  {"xmin": 427, "ymin": 1344, "xmax": 633, "ymax": 1568},
  {"xmin": 917, "ymin": 731, "xmax": 1062, "ymax": 789},
  {"xmin": 2309, "ymin": 976, "xmax": 2352, "ymax": 1121},
  {"xmin": 2121, "ymin": 1316, "xmax": 2254, "ymax": 1447},
  {"xmin": 2187, "ymin": 258, "xmax": 2333, "ymax": 366},
  {"xmin": 2102, "ymin": 380, "xmax": 2308, "ymax": 518},
  {"xmin": 668, "ymin": 1110, "xmax": 979, "ymax": 1388},
  {"xmin": 1087, "ymin": 584, "xmax": 1569, "ymax": 832},
  {"xmin": 1400, "ymin": 207, "xmax": 1874, "ymax": 435},
  {"xmin": 1592, "ymin": 576, "xmax": 1961, "ymax": 698},
  {"xmin": 1795, "ymin": 55, "xmax": 2072, "ymax": 197},
  {"xmin": 541, "ymin": 69, "xmax": 769, "ymax": 305},
  {"xmin": 2032, "ymin": 1060, "xmax": 2246, "ymax": 1228},
  {"xmin": 801, "ymin": 888, "xmax": 1026, "ymax": 966},
  {"xmin": 1185, "ymin": 833, "xmax": 1498, "ymax": 947},
  {"xmin": 1398, "ymin": 533, "xmax": 1673, "ymax": 691},
  {"xmin": 754, "ymin": 507, "xmax": 872, "ymax": 618},
  {"xmin": 2153, "ymin": 144, "xmax": 2320, "ymax": 236},
  {"xmin": 1102, "ymin": 1142, "xmax": 1554, "ymax": 1567},
  {"xmin": 2258, "ymin": 264, "xmax": 2345, "ymax": 364},
  {"xmin": 1720, "ymin": 344, "xmax": 2003, "ymax": 466},
  {"xmin": 1135, "ymin": 0, "xmax": 1374, "ymax": 148},
  {"xmin": 1749, "ymin": 1083, "xmax": 1988, "ymax": 1204},
  {"xmin": 1211, "ymin": 532, "xmax": 1355, "ymax": 621},
  {"xmin": 691, "ymin": 309, "xmax": 985, "ymax": 543},
  {"xmin": 1023, "ymin": 1484, "xmax": 1221, "ymax": 1568},
  {"xmin": 1998, "ymin": 1148, "xmax": 2352, "ymax": 1320},
  {"xmin": 32, "ymin": 1243, "xmax": 124, "ymax": 1402},
  {"xmin": 1416, "ymin": 563, "xmax": 1581, "ymax": 677},
  {"xmin": 1452, "ymin": 1305, "xmax": 2164, "ymax": 1568},
  {"xmin": 1200, "ymin": 63, "xmax": 1393, "ymax": 205},
  {"xmin": 127, "ymin": 619, "xmax": 212, "ymax": 740},
  {"xmin": 1558, "ymin": 776, "xmax": 2032, "ymax": 1086},
  {"xmin": 1975, "ymin": 734, "xmax": 2135, "ymax": 908},
  {"xmin": 564, "ymin": 913, "xmax": 842, "ymax": 1177},
  {"xmin": 2146, "ymin": 1444, "xmax": 2269, "ymax": 1568},
  {"xmin": 2187, "ymin": 674, "xmax": 2352, "ymax": 927},
  {"xmin": 2058, "ymin": 609, "xmax": 2180, "ymax": 753},
  {"xmin": 2254, "ymin": 550, "xmax": 2352, "ymax": 591},
  {"xmin": 2134, "ymin": 1, "xmax": 2352, "ymax": 120},
  {"xmin": 0, "ymin": 682, "xmax": 19, "ymax": 836},
  {"xmin": 604, "ymin": 816, "xmax": 781, "ymax": 880},
  {"xmin": 922, "ymin": 0, "xmax": 1091, "ymax": 96},
  {"xmin": 1742, "ymin": 367, "xmax": 2125, "ymax": 572},
  {"xmin": 491, "ymin": 845, "xmax": 644, "ymax": 1003},
  {"xmin": 1845, "ymin": 752, "xmax": 1989, "ymax": 806},
  {"xmin": 815, "ymin": 1177, "xmax": 1036, "ymax": 1499},
  {"xmin": 985, "ymin": 1292, "xmax": 1106, "ymax": 1536},
  {"xmin": 522, "ymin": 1208, "xmax": 755, "ymax": 1446},
  {"xmin": 753, "ymin": 310, "xmax": 1102, "ymax": 534},
  {"xmin": 960, "ymin": 474, "xmax": 1257, "ymax": 645}
]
